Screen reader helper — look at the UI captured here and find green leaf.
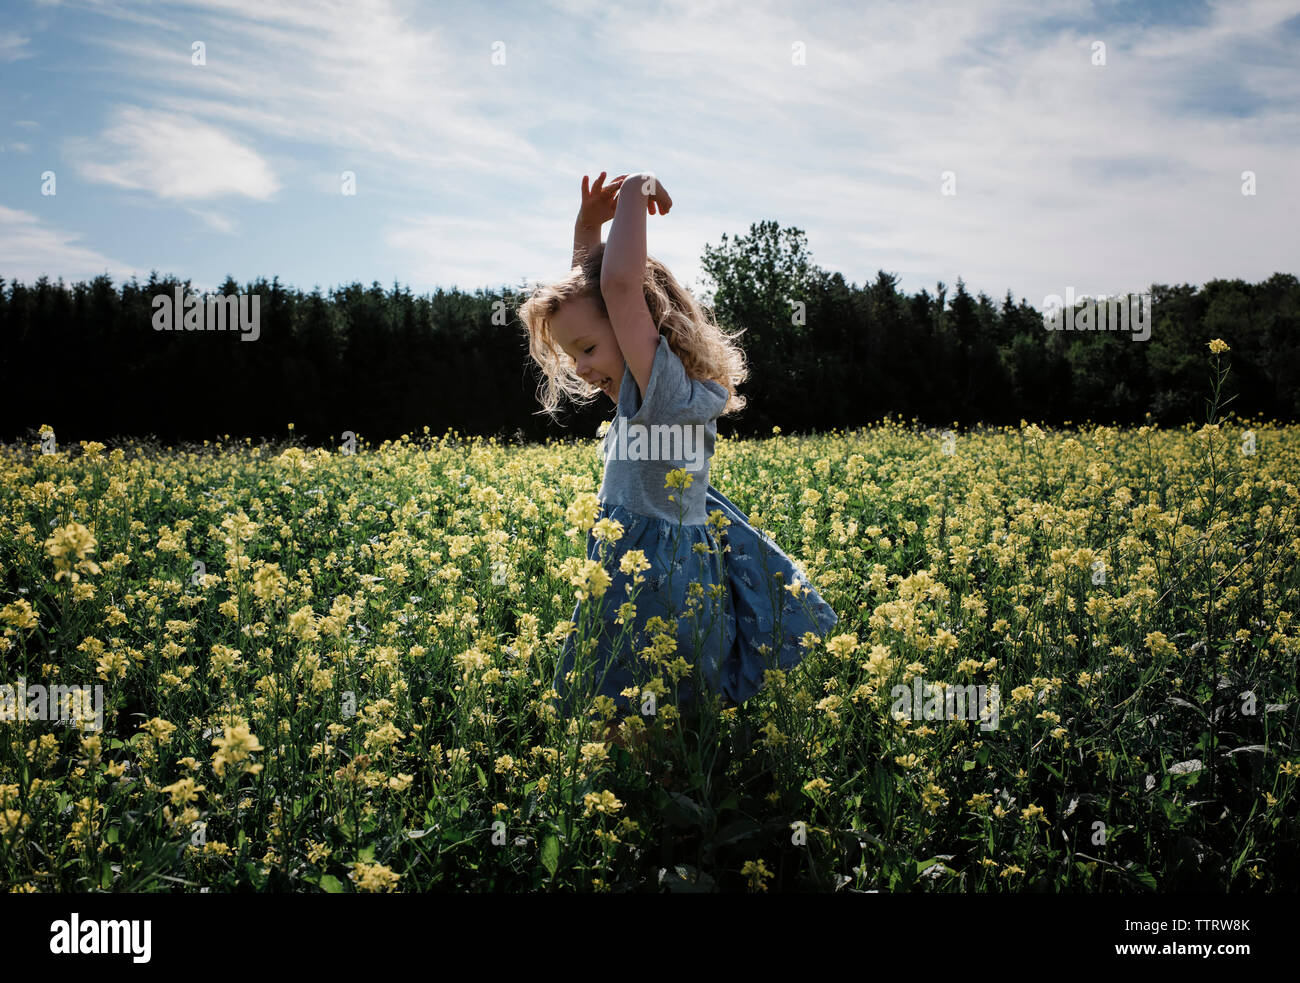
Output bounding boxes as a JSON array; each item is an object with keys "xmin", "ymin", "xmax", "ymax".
[
  {"xmin": 661, "ymin": 864, "xmax": 716, "ymax": 893},
  {"xmin": 663, "ymin": 793, "xmax": 710, "ymax": 829},
  {"xmin": 540, "ymin": 834, "xmax": 559, "ymax": 876},
  {"xmin": 1123, "ymin": 863, "xmax": 1158, "ymax": 891},
  {"xmin": 914, "ymin": 855, "xmax": 955, "ymax": 874},
  {"xmin": 318, "ymin": 874, "xmax": 345, "ymax": 893},
  {"xmin": 713, "ymin": 818, "xmax": 762, "ymax": 848},
  {"xmin": 358, "ymin": 844, "xmax": 375, "ymax": 862}
]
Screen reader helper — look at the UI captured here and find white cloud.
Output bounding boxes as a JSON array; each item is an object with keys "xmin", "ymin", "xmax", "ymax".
[
  {"xmin": 7, "ymin": 0, "xmax": 1297, "ymax": 303},
  {"xmin": 64, "ymin": 105, "xmax": 280, "ymax": 201},
  {"xmin": 185, "ymin": 207, "xmax": 238, "ymax": 233},
  {"xmin": 388, "ymin": 212, "xmax": 561, "ymax": 293},
  {"xmin": 0, "ymin": 204, "xmax": 136, "ymax": 283},
  {"xmin": 0, "ymin": 31, "xmax": 35, "ymax": 62}
]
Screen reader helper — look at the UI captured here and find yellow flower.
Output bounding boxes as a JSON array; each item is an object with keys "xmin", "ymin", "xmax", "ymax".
[
  {"xmin": 251, "ymin": 563, "xmax": 287, "ymax": 607},
  {"xmin": 825, "ymin": 633, "xmax": 859, "ymax": 660},
  {"xmin": 619, "ymin": 550, "xmax": 650, "ymax": 576},
  {"xmin": 1, "ymin": 808, "xmax": 31, "ymax": 839},
  {"xmin": 1208, "ymin": 338, "xmax": 1230, "ymax": 354},
  {"xmin": 591, "ymin": 518, "xmax": 624, "ymax": 543},
  {"xmin": 96, "ymin": 650, "xmax": 130, "ymax": 682},
  {"xmin": 741, "ymin": 858, "xmax": 774, "ymax": 891},
  {"xmin": 1021, "ymin": 803, "xmax": 1049, "ymax": 824},
  {"xmin": 45, "ymin": 522, "xmax": 101, "ymax": 583},
  {"xmin": 579, "ymin": 742, "xmax": 610, "ymax": 769},
  {"xmin": 921, "ymin": 782, "xmax": 949, "ymax": 814},
  {"xmin": 140, "ymin": 717, "xmax": 177, "ymax": 745},
  {"xmin": 0, "ymin": 600, "xmax": 40, "ymax": 633},
  {"xmin": 664, "ymin": 468, "xmax": 694, "ymax": 492},
  {"xmin": 565, "ymin": 492, "xmax": 601, "ymax": 536},
  {"xmin": 582, "ymin": 789, "xmax": 623, "ymax": 817},
  {"xmin": 363, "ymin": 722, "xmax": 405, "ymax": 755},
  {"xmin": 1144, "ymin": 631, "xmax": 1177, "ymax": 659},
  {"xmin": 706, "ymin": 509, "xmax": 731, "ymax": 536},
  {"xmin": 351, "ymin": 861, "xmax": 400, "ymax": 892},
  {"xmin": 568, "ymin": 559, "xmax": 611, "ymax": 601},
  {"xmin": 211, "ymin": 723, "xmax": 264, "ymax": 779},
  {"xmin": 160, "ymin": 776, "xmax": 206, "ymax": 807}
]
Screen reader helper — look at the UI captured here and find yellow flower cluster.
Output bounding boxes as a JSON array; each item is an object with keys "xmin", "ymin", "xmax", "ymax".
[
  {"xmin": 45, "ymin": 522, "xmax": 101, "ymax": 583},
  {"xmin": 582, "ymin": 789, "xmax": 623, "ymax": 817},
  {"xmin": 4, "ymin": 413, "xmax": 1298, "ymax": 891},
  {"xmin": 351, "ymin": 861, "xmax": 401, "ymax": 892},
  {"xmin": 211, "ymin": 722, "xmax": 264, "ymax": 779}
]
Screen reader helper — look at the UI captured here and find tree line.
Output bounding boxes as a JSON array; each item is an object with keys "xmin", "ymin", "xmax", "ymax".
[{"xmin": 2, "ymin": 219, "xmax": 1296, "ymax": 447}]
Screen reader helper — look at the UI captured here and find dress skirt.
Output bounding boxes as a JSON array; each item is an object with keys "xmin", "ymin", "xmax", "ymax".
[{"xmin": 551, "ymin": 482, "xmax": 839, "ymax": 720}]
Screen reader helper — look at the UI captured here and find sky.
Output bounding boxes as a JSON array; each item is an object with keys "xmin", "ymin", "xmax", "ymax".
[{"xmin": 1, "ymin": 0, "xmax": 1298, "ymax": 310}]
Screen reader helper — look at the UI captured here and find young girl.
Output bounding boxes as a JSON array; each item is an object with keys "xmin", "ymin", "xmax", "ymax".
[{"xmin": 516, "ymin": 171, "xmax": 838, "ymax": 747}]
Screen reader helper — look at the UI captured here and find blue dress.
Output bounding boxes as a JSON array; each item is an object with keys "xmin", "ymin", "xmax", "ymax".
[{"xmin": 550, "ymin": 334, "xmax": 839, "ymax": 722}]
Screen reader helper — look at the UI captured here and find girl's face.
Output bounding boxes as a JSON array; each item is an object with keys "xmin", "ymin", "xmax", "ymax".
[{"xmin": 549, "ymin": 294, "xmax": 626, "ymax": 403}]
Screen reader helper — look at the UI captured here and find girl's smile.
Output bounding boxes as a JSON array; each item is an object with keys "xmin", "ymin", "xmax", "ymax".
[{"xmin": 549, "ymin": 294, "xmax": 627, "ymax": 403}]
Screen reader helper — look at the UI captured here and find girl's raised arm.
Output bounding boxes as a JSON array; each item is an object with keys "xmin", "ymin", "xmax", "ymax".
[
  {"xmin": 600, "ymin": 172, "xmax": 671, "ymax": 400},
  {"xmin": 572, "ymin": 171, "xmax": 626, "ymax": 268}
]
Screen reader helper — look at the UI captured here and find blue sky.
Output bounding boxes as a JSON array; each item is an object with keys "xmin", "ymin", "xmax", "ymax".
[{"xmin": 2, "ymin": 0, "xmax": 1297, "ymax": 310}]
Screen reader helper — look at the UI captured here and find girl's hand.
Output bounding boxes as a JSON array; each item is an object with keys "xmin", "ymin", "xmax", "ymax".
[
  {"xmin": 620, "ymin": 172, "xmax": 672, "ymax": 216},
  {"xmin": 577, "ymin": 171, "xmax": 628, "ymax": 228}
]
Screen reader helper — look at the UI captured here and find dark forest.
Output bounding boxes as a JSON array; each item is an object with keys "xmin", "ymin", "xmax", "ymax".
[{"xmin": 4, "ymin": 220, "xmax": 1296, "ymax": 445}]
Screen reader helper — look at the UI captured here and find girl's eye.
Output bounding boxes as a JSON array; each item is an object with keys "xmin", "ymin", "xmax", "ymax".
[{"xmin": 584, "ymin": 346, "xmax": 595, "ymax": 355}]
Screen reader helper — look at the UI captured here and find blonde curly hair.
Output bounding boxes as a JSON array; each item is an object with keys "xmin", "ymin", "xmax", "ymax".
[{"xmin": 516, "ymin": 241, "xmax": 748, "ymax": 420}]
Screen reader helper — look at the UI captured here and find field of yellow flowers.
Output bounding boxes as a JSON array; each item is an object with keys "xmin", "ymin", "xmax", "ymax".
[{"xmin": 2, "ymin": 363, "xmax": 1298, "ymax": 893}]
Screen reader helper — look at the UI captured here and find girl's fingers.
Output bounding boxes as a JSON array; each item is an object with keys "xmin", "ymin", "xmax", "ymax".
[{"xmin": 582, "ymin": 172, "xmax": 610, "ymax": 199}]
